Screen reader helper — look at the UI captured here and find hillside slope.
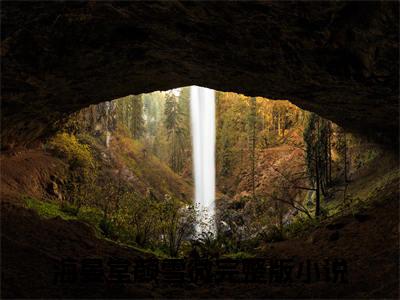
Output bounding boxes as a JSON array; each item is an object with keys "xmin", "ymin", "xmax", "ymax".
[
  {"xmin": 1, "ymin": 128, "xmax": 192, "ymax": 206},
  {"xmin": 106, "ymin": 129, "xmax": 192, "ymax": 202}
]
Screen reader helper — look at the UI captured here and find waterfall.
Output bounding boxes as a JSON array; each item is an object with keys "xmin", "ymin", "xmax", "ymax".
[
  {"xmin": 190, "ymin": 86, "xmax": 216, "ymax": 235},
  {"xmin": 105, "ymin": 101, "xmax": 111, "ymax": 148}
]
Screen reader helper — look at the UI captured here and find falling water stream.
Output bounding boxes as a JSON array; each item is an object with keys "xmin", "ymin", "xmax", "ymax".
[
  {"xmin": 190, "ymin": 86, "xmax": 216, "ymax": 235},
  {"xmin": 105, "ymin": 101, "xmax": 111, "ymax": 148}
]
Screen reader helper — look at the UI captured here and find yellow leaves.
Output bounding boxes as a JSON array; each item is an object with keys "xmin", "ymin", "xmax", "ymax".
[{"xmin": 47, "ymin": 132, "xmax": 95, "ymax": 170}]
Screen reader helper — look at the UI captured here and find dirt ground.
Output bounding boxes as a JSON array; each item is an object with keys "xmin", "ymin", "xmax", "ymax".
[{"xmin": 0, "ymin": 149, "xmax": 66, "ymax": 204}]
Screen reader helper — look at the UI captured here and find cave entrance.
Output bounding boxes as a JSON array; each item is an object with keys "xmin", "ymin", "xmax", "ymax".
[{"xmin": 43, "ymin": 85, "xmax": 382, "ymax": 258}]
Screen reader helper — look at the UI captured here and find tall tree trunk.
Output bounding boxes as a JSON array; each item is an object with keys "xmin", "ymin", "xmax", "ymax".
[
  {"xmin": 315, "ymin": 117, "xmax": 321, "ymax": 217},
  {"xmin": 250, "ymin": 97, "xmax": 256, "ymax": 200},
  {"xmin": 277, "ymin": 113, "xmax": 281, "ymax": 137},
  {"xmin": 344, "ymin": 132, "xmax": 348, "ymax": 183},
  {"xmin": 328, "ymin": 124, "xmax": 332, "ymax": 184},
  {"xmin": 315, "ymin": 153, "xmax": 321, "ymax": 218},
  {"xmin": 324, "ymin": 132, "xmax": 329, "ymax": 188},
  {"xmin": 321, "ymin": 173, "xmax": 326, "ymax": 197}
]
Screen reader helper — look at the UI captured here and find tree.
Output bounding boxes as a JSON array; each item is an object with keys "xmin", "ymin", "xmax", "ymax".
[
  {"xmin": 262, "ymin": 158, "xmax": 314, "ymax": 220},
  {"xmin": 248, "ymin": 97, "xmax": 257, "ymax": 200},
  {"xmin": 158, "ymin": 195, "xmax": 196, "ymax": 257},
  {"xmin": 115, "ymin": 95, "xmax": 144, "ymax": 139},
  {"xmin": 220, "ymin": 131, "xmax": 233, "ymax": 176},
  {"xmin": 142, "ymin": 91, "xmax": 169, "ymax": 161},
  {"xmin": 178, "ymin": 87, "xmax": 192, "ymax": 168},
  {"xmin": 216, "ymin": 92, "xmax": 248, "ymax": 179},
  {"xmin": 303, "ymin": 113, "xmax": 332, "ymax": 217},
  {"xmin": 126, "ymin": 192, "xmax": 158, "ymax": 247},
  {"xmin": 164, "ymin": 92, "xmax": 187, "ymax": 173},
  {"xmin": 131, "ymin": 95, "xmax": 145, "ymax": 139},
  {"xmin": 337, "ymin": 127, "xmax": 350, "ymax": 202}
]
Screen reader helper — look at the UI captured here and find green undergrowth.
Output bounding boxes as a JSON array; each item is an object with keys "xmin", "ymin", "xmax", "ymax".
[
  {"xmin": 101, "ymin": 236, "xmax": 170, "ymax": 259},
  {"xmin": 23, "ymin": 196, "xmax": 105, "ymax": 237},
  {"xmin": 24, "ymin": 196, "xmax": 112, "ymax": 232},
  {"xmin": 24, "ymin": 196, "xmax": 78, "ymax": 221},
  {"xmin": 222, "ymin": 251, "xmax": 256, "ymax": 259},
  {"xmin": 22, "ymin": 196, "xmax": 174, "ymax": 258},
  {"xmin": 284, "ymin": 216, "xmax": 321, "ymax": 238},
  {"xmin": 23, "ymin": 196, "xmax": 258, "ymax": 260}
]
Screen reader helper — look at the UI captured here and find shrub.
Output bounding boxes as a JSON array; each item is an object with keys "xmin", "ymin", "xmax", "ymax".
[
  {"xmin": 284, "ymin": 217, "xmax": 320, "ymax": 238},
  {"xmin": 60, "ymin": 201, "xmax": 80, "ymax": 216},
  {"xmin": 259, "ymin": 225, "xmax": 285, "ymax": 243},
  {"xmin": 23, "ymin": 196, "xmax": 76, "ymax": 220},
  {"xmin": 99, "ymin": 218, "xmax": 115, "ymax": 238},
  {"xmin": 77, "ymin": 206, "xmax": 103, "ymax": 225},
  {"xmin": 157, "ymin": 196, "xmax": 196, "ymax": 257},
  {"xmin": 47, "ymin": 133, "xmax": 97, "ymax": 207},
  {"xmin": 223, "ymin": 251, "xmax": 255, "ymax": 259},
  {"xmin": 196, "ymin": 231, "xmax": 222, "ymax": 258},
  {"xmin": 239, "ymin": 238, "xmax": 261, "ymax": 253},
  {"xmin": 47, "ymin": 132, "xmax": 95, "ymax": 171}
]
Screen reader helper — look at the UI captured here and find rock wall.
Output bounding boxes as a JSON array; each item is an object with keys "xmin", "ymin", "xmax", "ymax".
[{"xmin": 1, "ymin": 1, "xmax": 398, "ymax": 148}]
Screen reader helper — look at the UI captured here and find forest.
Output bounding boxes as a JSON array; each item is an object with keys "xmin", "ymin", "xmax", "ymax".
[{"xmin": 17, "ymin": 87, "xmax": 388, "ymax": 260}]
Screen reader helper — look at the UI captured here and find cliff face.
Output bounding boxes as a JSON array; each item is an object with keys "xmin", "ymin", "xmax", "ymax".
[
  {"xmin": 66, "ymin": 101, "xmax": 117, "ymax": 135},
  {"xmin": 1, "ymin": 1, "xmax": 398, "ymax": 148}
]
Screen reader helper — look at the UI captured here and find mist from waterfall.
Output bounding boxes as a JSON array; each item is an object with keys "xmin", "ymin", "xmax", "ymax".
[{"xmin": 190, "ymin": 86, "xmax": 216, "ymax": 235}]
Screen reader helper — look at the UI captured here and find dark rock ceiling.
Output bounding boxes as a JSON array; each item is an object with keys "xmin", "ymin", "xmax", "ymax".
[{"xmin": 1, "ymin": 1, "xmax": 399, "ymax": 148}]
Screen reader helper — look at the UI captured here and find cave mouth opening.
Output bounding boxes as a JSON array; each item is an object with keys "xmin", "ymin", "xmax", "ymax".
[
  {"xmin": 0, "ymin": 78, "xmax": 391, "ymax": 266},
  {"xmin": 37, "ymin": 83, "xmax": 387, "ymax": 259}
]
